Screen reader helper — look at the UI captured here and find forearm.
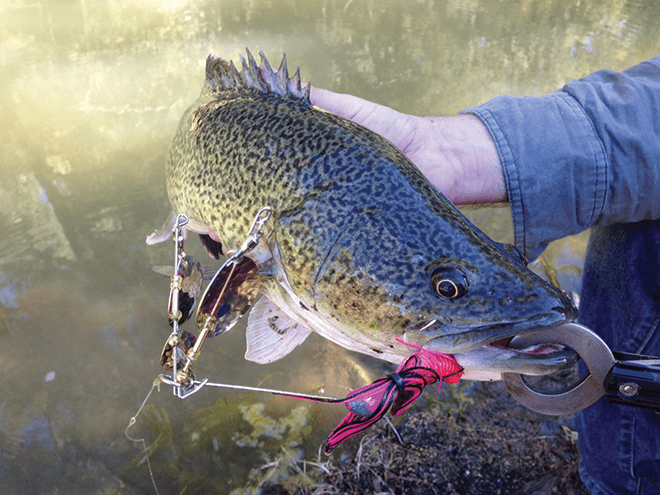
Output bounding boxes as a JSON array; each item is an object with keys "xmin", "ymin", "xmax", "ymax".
[{"xmin": 421, "ymin": 115, "xmax": 506, "ymax": 205}]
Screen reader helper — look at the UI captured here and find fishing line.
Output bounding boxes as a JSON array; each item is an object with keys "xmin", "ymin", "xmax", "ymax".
[{"xmin": 125, "ymin": 378, "xmax": 162, "ymax": 495}]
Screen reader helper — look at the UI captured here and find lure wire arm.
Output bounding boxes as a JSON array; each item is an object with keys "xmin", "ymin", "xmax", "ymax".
[
  {"xmin": 161, "ymin": 208, "xmax": 281, "ymax": 399},
  {"xmin": 164, "ymin": 214, "xmax": 193, "ymax": 397},
  {"xmin": 157, "ymin": 374, "xmax": 347, "ymax": 402},
  {"xmin": 167, "ymin": 214, "xmax": 189, "ymax": 325}
]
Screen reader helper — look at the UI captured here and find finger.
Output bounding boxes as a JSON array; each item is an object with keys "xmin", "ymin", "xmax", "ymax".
[{"xmin": 309, "ymin": 86, "xmax": 372, "ymax": 121}]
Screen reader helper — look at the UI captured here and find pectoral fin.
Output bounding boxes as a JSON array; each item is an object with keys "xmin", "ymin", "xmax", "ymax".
[
  {"xmin": 146, "ymin": 210, "xmax": 177, "ymax": 245},
  {"xmin": 245, "ymin": 297, "xmax": 313, "ymax": 364}
]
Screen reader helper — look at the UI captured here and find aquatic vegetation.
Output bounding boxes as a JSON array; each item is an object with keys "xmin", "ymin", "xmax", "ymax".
[
  {"xmin": 233, "ymin": 403, "xmax": 310, "ymax": 450},
  {"xmin": 124, "ymin": 396, "xmax": 327, "ymax": 493}
]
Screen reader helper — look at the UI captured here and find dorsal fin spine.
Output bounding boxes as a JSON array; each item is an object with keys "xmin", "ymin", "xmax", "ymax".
[
  {"xmin": 247, "ymin": 50, "xmax": 259, "ymax": 73},
  {"xmin": 294, "ymin": 66, "xmax": 302, "ymax": 93},
  {"xmin": 258, "ymin": 51, "xmax": 275, "ymax": 93},
  {"xmin": 202, "ymin": 49, "xmax": 309, "ymax": 103},
  {"xmin": 228, "ymin": 60, "xmax": 240, "ymax": 89},
  {"xmin": 277, "ymin": 54, "xmax": 289, "ymax": 95}
]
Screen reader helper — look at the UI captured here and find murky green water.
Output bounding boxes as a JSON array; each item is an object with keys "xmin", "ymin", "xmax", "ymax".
[{"xmin": 1, "ymin": 0, "xmax": 659, "ymax": 493}]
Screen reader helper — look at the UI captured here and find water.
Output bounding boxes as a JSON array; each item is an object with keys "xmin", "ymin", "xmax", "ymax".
[{"xmin": 1, "ymin": 0, "xmax": 659, "ymax": 493}]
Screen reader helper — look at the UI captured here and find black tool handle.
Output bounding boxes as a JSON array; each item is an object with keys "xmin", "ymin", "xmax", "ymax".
[{"xmin": 605, "ymin": 352, "xmax": 660, "ymax": 411}]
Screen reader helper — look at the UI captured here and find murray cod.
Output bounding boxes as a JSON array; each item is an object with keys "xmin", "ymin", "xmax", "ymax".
[{"xmin": 148, "ymin": 50, "xmax": 577, "ymax": 381}]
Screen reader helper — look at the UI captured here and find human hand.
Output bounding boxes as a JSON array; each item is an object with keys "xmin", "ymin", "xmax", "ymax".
[{"xmin": 310, "ymin": 87, "xmax": 507, "ymax": 205}]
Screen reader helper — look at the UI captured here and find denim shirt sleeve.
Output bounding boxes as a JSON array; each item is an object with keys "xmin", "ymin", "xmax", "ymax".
[{"xmin": 461, "ymin": 56, "xmax": 660, "ymax": 259}]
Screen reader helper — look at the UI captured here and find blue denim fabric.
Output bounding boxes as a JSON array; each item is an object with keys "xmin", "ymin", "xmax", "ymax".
[
  {"xmin": 577, "ymin": 220, "xmax": 660, "ymax": 494},
  {"xmin": 462, "ymin": 56, "xmax": 660, "ymax": 260},
  {"xmin": 462, "ymin": 57, "xmax": 660, "ymax": 494},
  {"xmin": 463, "ymin": 91, "xmax": 609, "ymax": 260}
]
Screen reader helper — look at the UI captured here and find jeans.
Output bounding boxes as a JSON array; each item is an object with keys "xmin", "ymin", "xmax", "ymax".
[{"xmin": 576, "ymin": 219, "xmax": 660, "ymax": 494}]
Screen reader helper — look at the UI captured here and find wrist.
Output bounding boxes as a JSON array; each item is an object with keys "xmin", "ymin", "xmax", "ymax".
[{"xmin": 422, "ymin": 115, "xmax": 507, "ymax": 205}]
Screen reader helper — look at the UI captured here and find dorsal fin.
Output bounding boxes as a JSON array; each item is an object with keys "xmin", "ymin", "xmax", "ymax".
[{"xmin": 202, "ymin": 49, "xmax": 310, "ymax": 103}]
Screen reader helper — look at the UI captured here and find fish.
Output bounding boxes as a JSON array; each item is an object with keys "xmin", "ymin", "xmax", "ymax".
[{"xmin": 147, "ymin": 49, "xmax": 578, "ymax": 381}]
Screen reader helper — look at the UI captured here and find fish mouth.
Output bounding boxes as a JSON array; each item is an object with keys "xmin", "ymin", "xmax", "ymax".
[
  {"xmin": 417, "ymin": 306, "xmax": 579, "ymax": 378},
  {"xmin": 417, "ymin": 308, "xmax": 574, "ymax": 353},
  {"xmin": 452, "ymin": 335, "xmax": 580, "ymax": 380}
]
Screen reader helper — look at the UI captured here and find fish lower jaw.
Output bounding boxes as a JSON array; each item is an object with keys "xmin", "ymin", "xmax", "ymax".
[
  {"xmin": 453, "ymin": 341, "xmax": 579, "ymax": 382},
  {"xmin": 458, "ymin": 369, "xmax": 504, "ymax": 382}
]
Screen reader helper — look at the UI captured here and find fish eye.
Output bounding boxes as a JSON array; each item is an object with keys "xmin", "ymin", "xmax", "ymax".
[{"xmin": 431, "ymin": 268, "xmax": 468, "ymax": 299}]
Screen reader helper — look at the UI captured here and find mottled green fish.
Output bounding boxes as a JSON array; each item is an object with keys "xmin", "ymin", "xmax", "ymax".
[{"xmin": 148, "ymin": 50, "xmax": 577, "ymax": 381}]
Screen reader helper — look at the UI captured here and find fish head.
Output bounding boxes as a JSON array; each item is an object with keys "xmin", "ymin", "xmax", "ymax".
[
  {"xmin": 310, "ymin": 224, "xmax": 577, "ymax": 379},
  {"xmin": 406, "ymin": 244, "xmax": 576, "ymax": 351}
]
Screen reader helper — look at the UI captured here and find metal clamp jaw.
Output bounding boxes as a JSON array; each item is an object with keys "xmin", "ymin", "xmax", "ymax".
[
  {"xmin": 503, "ymin": 322, "xmax": 660, "ymax": 415},
  {"xmin": 502, "ymin": 323, "xmax": 615, "ymax": 415}
]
